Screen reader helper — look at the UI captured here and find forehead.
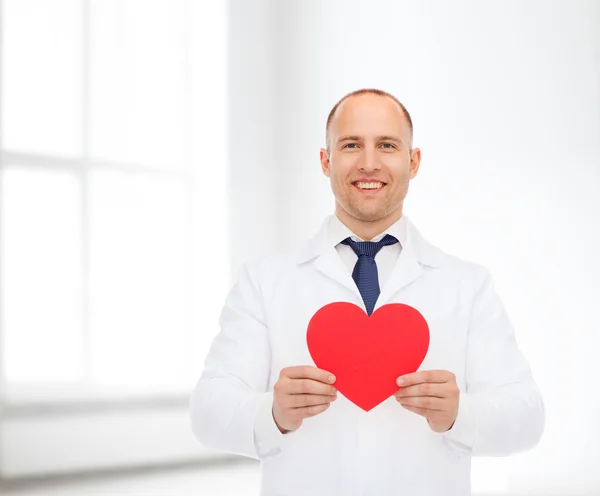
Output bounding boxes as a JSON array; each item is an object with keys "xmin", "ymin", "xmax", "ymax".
[{"xmin": 330, "ymin": 94, "xmax": 408, "ymax": 139}]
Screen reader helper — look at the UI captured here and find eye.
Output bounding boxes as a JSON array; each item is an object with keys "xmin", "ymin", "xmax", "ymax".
[
  {"xmin": 380, "ymin": 143, "xmax": 395, "ymax": 149},
  {"xmin": 342, "ymin": 143, "xmax": 359, "ymax": 149}
]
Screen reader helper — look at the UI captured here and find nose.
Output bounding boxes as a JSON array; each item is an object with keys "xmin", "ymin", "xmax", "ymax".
[{"xmin": 359, "ymin": 147, "xmax": 381, "ymax": 173}]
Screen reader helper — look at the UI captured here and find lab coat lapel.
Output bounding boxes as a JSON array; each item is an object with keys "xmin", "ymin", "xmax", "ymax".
[
  {"xmin": 375, "ymin": 236, "xmax": 423, "ymax": 309},
  {"xmin": 296, "ymin": 216, "xmax": 360, "ymax": 298},
  {"xmin": 375, "ymin": 216, "xmax": 446, "ymax": 310},
  {"xmin": 314, "ymin": 246, "xmax": 360, "ymax": 297}
]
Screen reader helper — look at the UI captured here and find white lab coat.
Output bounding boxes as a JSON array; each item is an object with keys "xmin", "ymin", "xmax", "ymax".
[{"xmin": 190, "ymin": 214, "xmax": 545, "ymax": 496}]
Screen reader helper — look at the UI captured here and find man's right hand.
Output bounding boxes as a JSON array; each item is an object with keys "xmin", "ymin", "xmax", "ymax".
[{"xmin": 272, "ymin": 366, "xmax": 337, "ymax": 434}]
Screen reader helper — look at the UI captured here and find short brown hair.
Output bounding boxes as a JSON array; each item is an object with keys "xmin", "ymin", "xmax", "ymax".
[{"xmin": 325, "ymin": 88, "xmax": 413, "ymax": 150}]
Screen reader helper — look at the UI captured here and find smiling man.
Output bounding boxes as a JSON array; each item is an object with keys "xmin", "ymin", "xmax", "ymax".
[
  {"xmin": 190, "ymin": 89, "xmax": 545, "ymax": 496},
  {"xmin": 321, "ymin": 90, "xmax": 417, "ymax": 240}
]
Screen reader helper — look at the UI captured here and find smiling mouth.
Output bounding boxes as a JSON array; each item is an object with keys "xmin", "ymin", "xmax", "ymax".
[{"xmin": 352, "ymin": 181, "xmax": 386, "ymax": 191}]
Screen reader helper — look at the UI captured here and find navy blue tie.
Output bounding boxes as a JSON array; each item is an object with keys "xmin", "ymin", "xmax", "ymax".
[{"xmin": 341, "ymin": 234, "xmax": 399, "ymax": 316}]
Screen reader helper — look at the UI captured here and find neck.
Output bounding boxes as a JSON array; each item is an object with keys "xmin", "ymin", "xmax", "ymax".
[{"xmin": 335, "ymin": 205, "xmax": 403, "ymax": 241}]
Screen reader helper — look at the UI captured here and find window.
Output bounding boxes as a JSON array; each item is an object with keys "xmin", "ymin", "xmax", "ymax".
[{"xmin": 0, "ymin": 0, "xmax": 228, "ymax": 404}]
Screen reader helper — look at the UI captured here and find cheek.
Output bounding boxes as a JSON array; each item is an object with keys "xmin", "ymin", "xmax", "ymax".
[
  {"xmin": 384, "ymin": 160, "xmax": 410, "ymax": 182},
  {"xmin": 331, "ymin": 164, "xmax": 353, "ymax": 185}
]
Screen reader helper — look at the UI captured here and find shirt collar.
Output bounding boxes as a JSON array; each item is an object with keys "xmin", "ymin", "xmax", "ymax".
[
  {"xmin": 328, "ymin": 213, "xmax": 407, "ymax": 248},
  {"xmin": 295, "ymin": 213, "xmax": 447, "ymax": 268}
]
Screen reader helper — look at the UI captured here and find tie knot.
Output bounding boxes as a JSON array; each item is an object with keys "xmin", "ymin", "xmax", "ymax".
[{"xmin": 341, "ymin": 234, "xmax": 398, "ymax": 258}]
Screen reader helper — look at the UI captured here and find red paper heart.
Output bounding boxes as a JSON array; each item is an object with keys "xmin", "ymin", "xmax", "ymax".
[{"xmin": 306, "ymin": 302, "xmax": 429, "ymax": 411}]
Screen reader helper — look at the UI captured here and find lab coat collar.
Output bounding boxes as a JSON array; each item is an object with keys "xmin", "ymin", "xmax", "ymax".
[
  {"xmin": 296, "ymin": 214, "xmax": 447, "ymax": 268},
  {"xmin": 295, "ymin": 214, "xmax": 449, "ymax": 307}
]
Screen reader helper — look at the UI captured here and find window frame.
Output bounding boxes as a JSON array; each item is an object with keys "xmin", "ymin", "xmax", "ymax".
[{"xmin": 0, "ymin": 0, "xmax": 208, "ymax": 414}]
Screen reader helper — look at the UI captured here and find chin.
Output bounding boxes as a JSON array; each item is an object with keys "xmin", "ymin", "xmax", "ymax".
[{"xmin": 348, "ymin": 208, "xmax": 389, "ymax": 223}]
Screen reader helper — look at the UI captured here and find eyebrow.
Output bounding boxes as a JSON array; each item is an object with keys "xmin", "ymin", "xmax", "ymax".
[
  {"xmin": 338, "ymin": 136, "xmax": 362, "ymax": 143},
  {"xmin": 378, "ymin": 135, "xmax": 404, "ymax": 145},
  {"xmin": 338, "ymin": 135, "xmax": 405, "ymax": 145}
]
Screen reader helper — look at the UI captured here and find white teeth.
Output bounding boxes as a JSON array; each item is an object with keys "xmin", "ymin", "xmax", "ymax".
[{"xmin": 355, "ymin": 181, "xmax": 383, "ymax": 190}]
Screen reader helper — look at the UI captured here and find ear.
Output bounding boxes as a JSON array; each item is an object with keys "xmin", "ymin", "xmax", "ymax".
[
  {"xmin": 409, "ymin": 147, "xmax": 421, "ymax": 179},
  {"xmin": 320, "ymin": 148, "xmax": 331, "ymax": 178}
]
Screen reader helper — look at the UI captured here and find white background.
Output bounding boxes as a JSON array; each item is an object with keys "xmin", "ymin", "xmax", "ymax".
[{"xmin": 1, "ymin": 0, "xmax": 599, "ymax": 494}]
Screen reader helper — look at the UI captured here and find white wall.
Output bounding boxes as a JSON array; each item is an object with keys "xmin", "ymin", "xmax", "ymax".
[
  {"xmin": 227, "ymin": 0, "xmax": 281, "ymax": 274},
  {"xmin": 0, "ymin": 0, "xmax": 231, "ymax": 479},
  {"xmin": 232, "ymin": 0, "xmax": 600, "ymax": 493}
]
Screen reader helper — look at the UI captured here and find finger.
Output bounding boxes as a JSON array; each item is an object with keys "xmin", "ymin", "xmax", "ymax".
[
  {"xmin": 394, "ymin": 383, "xmax": 446, "ymax": 399},
  {"xmin": 396, "ymin": 395, "xmax": 445, "ymax": 411},
  {"xmin": 400, "ymin": 404, "xmax": 428, "ymax": 417},
  {"xmin": 282, "ymin": 366, "xmax": 336, "ymax": 384},
  {"xmin": 397, "ymin": 370, "xmax": 455, "ymax": 387},
  {"xmin": 296, "ymin": 403, "xmax": 331, "ymax": 419},
  {"xmin": 288, "ymin": 394, "xmax": 337, "ymax": 409},
  {"xmin": 287, "ymin": 378, "xmax": 337, "ymax": 396}
]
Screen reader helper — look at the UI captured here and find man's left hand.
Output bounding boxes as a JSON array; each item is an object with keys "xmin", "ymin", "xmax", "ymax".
[{"xmin": 394, "ymin": 370, "xmax": 460, "ymax": 433}]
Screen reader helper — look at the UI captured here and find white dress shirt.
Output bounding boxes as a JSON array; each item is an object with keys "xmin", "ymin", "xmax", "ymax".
[
  {"xmin": 190, "ymin": 214, "xmax": 545, "ymax": 496},
  {"xmin": 331, "ymin": 213, "xmax": 405, "ymax": 289}
]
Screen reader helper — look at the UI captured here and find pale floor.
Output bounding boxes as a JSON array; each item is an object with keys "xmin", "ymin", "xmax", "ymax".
[
  {"xmin": 1, "ymin": 460, "xmax": 262, "ymax": 496},
  {"xmin": 2, "ymin": 462, "xmax": 595, "ymax": 496}
]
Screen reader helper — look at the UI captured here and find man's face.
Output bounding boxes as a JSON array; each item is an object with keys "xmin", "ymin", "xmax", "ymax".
[{"xmin": 320, "ymin": 94, "xmax": 420, "ymax": 223}]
